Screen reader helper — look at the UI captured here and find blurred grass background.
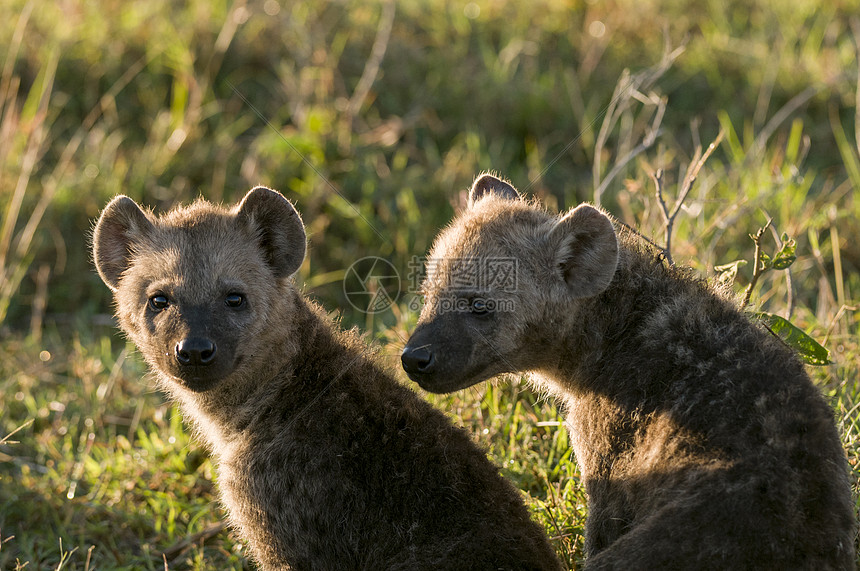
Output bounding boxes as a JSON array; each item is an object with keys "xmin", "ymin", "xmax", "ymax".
[{"xmin": 0, "ymin": 0, "xmax": 858, "ymax": 568}]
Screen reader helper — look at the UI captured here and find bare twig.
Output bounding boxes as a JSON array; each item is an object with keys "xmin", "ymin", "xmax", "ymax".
[
  {"xmin": 593, "ymin": 69, "xmax": 631, "ymax": 195},
  {"xmin": 345, "ymin": 0, "xmax": 395, "ymax": 123},
  {"xmin": 594, "ymin": 95, "xmax": 667, "ymax": 204},
  {"xmin": 742, "ymin": 219, "xmax": 773, "ymax": 307},
  {"xmin": 592, "ymin": 36, "xmax": 685, "ymax": 199},
  {"xmin": 651, "ymin": 167, "xmax": 680, "ymax": 264},
  {"xmin": 84, "ymin": 545, "xmax": 95, "ymax": 571},
  {"xmin": 652, "ymin": 128, "xmax": 725, "ymax": 265},
  {"xmin": 0, "ymin": 419, "xmax": 34, "ymax": 446},
  {"xmin": 528, "ymin": 33, "xmax": 684, "ymax": 198},
  {"xmin": 594, "ymin": 133, "xmax": 660, "ymax": 205},
  {"xmin": 206, "ymin": 0, "xmax": 247, "ymax": 84},
  {"xmin": 674, "ymin": 129, "xmax": 724, "ymax": 218}
]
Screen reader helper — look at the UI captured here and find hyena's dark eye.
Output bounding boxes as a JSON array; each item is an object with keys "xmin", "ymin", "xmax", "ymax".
[
  {"xmin": 148, "ymin": 295, "xmax": 169, "ymax": 311},
  {"xmin": 225, "ymin": 293, "xmax": 245, "ymax": 308}
]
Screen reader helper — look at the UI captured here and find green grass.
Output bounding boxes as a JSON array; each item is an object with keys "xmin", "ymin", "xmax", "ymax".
[{"xmin": 1, "ymin": 0, "xmax": 859, "ymax": 568}]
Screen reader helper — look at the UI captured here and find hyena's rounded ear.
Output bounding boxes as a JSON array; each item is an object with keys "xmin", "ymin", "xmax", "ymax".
[
  {"xmin": 236, "ymin": 186, "xmax": 306, "ymax": 279},
  {"xmin": 468, "ymin": 173, "xmax": 521, "ymax": 207},
  {"xmin": 547, "ymin": 204, "xmax": 618, "ymax": 298},
  {"xmin": 93, "ymin": 195, "xmax": 154, "ymax": 291}
]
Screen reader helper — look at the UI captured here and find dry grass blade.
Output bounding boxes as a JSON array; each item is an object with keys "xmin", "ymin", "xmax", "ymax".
[
  {"xmin": 0, "ymin": 1, "xmax": 33, "ymax": 168},
  {"xmin": 0, "ymin": 419, "xmax": 34, "ymax": 446},
  {"xmin": 161, "ymin": 522, "xmax": 229, "ymax": 563},
  {"xmin": 345, "ymin": 0, "xmax": 396, "ymax": 124},
  {"xmin": 592, "ymin": 36, "xmax": 684, "ymax": 206},
  {"xmin": 673, "ymin": 128, "xmax": 725, "ymax": 220},
  {"xmin": 0, "ymin": 48, "xmax": 56, "ymax": 274}
]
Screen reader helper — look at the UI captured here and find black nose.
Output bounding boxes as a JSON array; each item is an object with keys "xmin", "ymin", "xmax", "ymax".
[
  {"xmin": 175, "ymin": 338, "xmax": 217, "ymax": 366},
  {"xmin": 401, "ymin": 345, "xmax": 435, "ymax": 374}
]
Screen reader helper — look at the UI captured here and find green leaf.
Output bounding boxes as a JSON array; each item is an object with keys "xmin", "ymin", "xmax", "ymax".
[
  {"xmin": 714, "ymin": 260, "xmax": 748, "ymax": 272},
  {"xmin": 754, "ymin": 312, "xmax": 831, "ymax": 366},
  {"xmin": 784, "ymin": 118, "xmax": 804, "ymax": 165},
  {"xmin": 759, "ymin": 252, "xmax": 773, "ymax": 270},
  {"xmin": 718, "ymin": 110, "xmax": 745, "ymax": 164},
  {"xmin": 771, "ymin": 237, "xmax": 796, "ymax": 270},
  {"xmin": 829, "ymin": 106, "xmax": 860, "ymax": 193}
]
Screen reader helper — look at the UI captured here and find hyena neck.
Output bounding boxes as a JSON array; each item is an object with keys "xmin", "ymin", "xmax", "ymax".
[
  {"xmin": 170, "ymin": 291, "xmax": 361, "ymax": 455},
  {"xmin": 535, "ymin": 241, "xmax": 707, "ymax": 405},
  {"xmin": 528, "ymin": 244, "xmax": 700, "ymax": 477},
  {"xmin": 164, "ymin": 289, "xmax": 314, "ymax": 450}
]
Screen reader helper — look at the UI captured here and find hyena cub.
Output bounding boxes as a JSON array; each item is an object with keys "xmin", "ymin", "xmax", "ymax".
[
  {"xmin": 93, "ymin": 187, "xmax": 563, "ymax": 571},
  {"xmin": 402, "ymin": 174, "xmax": 856, "ymax": 569}
]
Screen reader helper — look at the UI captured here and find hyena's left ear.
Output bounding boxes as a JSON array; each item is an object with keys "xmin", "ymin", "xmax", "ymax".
[
  {"xmin": 468, "ymin": 173, "xmax": 521, "ymax": 207},
  {"xmin": 547, "ymin": 204, "xmax": 618, "ymax": 298},
  {"xmin": 236, "ymin": 186, "xmax": 306, "ymax": 279},
  {"xmin": 93, "ymin": 195, "xmax": 155, "ymax": 291}
]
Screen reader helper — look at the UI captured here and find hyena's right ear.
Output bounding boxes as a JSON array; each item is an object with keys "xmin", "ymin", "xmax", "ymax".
[
  {"xmin": 547, "ymin": 204, "xmax": 619, "ymax": 298},
  {"xmin": 468, "ymin": 173, "xmax": 521, "ymax": 207},
  {"xmin": 236, "ymin": 187, "xmax": 306, "ymax": 279},
  {"xmin": 93, "ymin": 196, "xmax": 154, "ymax": 291}
]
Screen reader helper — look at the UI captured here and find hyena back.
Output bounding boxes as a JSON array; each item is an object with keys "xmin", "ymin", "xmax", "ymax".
[
  {"xmin": 93, "ymin": 187, "xmax": 562, "ymax": 570},
  {"xmin": 402, "ymin": 174, "xmax": 856, "ymax": 569}
]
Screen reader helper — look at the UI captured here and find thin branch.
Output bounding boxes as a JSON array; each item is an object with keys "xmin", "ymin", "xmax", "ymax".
[
  {"xmin": 0, "ymin": 419, "xmax": 34, "ymax": 445},
  {"xmin": 594, "ymin": 95, "xmax": 667, "ymax": 205},
  {"xmin": 653, "ymin": 168, "xmax": 669, "ymax": 220},
  {"xmin": 594, "ymin": 133, "xmax": 660, "ymax": 206},
  {"xmin": 346, "ymin": 0, "xmax": 395, "ymax": 122},
  {"xmin": 651, "ymin": 168, "xmax": 674, "ymax": 264},
  {"xmin": 593, "ymin": 69, "xmax": 631, "ymax": 196},
  {"xmin": 672, "ymin": 128, "xmax": 725, "ymax": 220},
  {"xmin": 742, "ymin": 219, "xmax": 773, "ymax": 307},
  {"xmin": 652, "ymin": 128, "xmax": 725, "ymax": 266}
]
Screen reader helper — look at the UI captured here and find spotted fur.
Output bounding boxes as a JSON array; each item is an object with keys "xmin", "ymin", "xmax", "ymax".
[
  {"xmin": 93, "ymin": 187, "xmax": 562, "ymax": 571},
  {"xmin": 403, "ymin": 173, "xmax": 856, "ymax": 569}
]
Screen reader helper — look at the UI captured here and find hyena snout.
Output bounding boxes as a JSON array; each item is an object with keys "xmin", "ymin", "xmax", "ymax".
[
  {"xmin": 400, "ymin": 345, "xmax": 435, "ymax": 375},
  {"xmin": 175, "ymin": 337, "xmax": 217, "ymax": 367},
  {"xmin": 401, "ymin": 318, "xmax": 497, "ymax": 393}
]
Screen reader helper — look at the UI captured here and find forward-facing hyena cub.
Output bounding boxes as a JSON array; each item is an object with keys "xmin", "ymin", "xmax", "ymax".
[
  {"xmin": 402, "ymin": 174, "xmax": 856, "ymax": 569},
  {"xmin": 92, "ymin": 187, "xmax": 563, "ymax": 571}
]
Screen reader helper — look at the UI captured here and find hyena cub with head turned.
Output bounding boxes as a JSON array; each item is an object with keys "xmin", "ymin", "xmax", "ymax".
[
  {"xmin": 93, "ymin": 187, "xmax": 563, "ymax": 571},
  {"xmin": 402, "ymin": 174, "xmax": 856, "ymax": 569}
]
